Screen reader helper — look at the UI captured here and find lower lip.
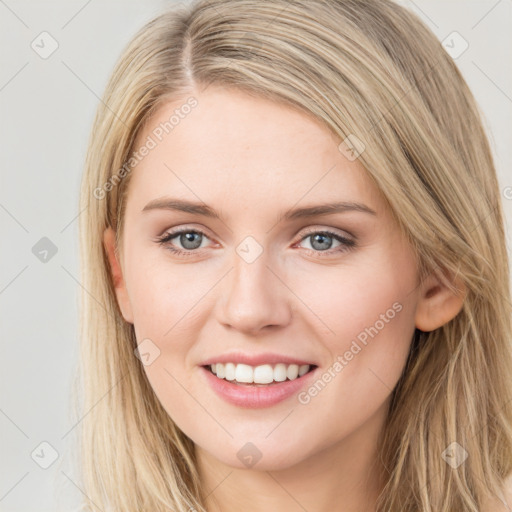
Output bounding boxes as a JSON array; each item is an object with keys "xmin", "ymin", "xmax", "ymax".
[{"xmin": 200, "ymin": 366, "xmax": 318, "ymax": 409}]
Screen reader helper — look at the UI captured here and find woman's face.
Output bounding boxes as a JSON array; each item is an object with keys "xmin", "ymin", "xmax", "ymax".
[{"xmin": 107, "ymin": 85, "xmax": 424, "ymax": 471}]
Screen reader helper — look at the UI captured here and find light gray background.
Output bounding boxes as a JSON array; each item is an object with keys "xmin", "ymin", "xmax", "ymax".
[{"xmin": 1, "ymin": 1, "xmax": 511, "ymax": 511}]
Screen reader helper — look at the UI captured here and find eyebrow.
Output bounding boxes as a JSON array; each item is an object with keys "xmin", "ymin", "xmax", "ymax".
[{"xmin": 141, "ymin": 197, "xmax": 377, "ymax": 220}]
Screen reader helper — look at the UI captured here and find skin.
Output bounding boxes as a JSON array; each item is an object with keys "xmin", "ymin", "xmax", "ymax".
[{"xmin": 104, "ymin": 85, "xmax": 465, "ymax": 512}]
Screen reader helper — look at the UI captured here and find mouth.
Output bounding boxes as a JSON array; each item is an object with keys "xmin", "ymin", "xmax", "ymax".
[{"xmin": 202, "ymin": 362, "xmax": 318, "ymax": 387}]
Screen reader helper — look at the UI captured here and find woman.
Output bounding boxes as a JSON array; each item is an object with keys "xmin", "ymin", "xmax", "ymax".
[{"xmin": 77, "ymin": 0, "xmax": 512, "ymax": 510}]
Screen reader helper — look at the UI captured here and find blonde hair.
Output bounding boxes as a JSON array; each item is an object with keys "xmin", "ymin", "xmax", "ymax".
[{"xmin": 77, "ymin": 0, "xmax": 512, "ymax": 510}]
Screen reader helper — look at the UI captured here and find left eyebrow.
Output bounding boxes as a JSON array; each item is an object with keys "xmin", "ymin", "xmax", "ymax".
[
  {"xmin": 142, "ymin": 198, "xmax": 220, "ymax": 218},
  {"xmin": 282, "ymin": 201, "xmax": 377, "ymax": 220},
  {"xmin": 141, "ymin": 197, "xmax": 377, "ymax": 219}
]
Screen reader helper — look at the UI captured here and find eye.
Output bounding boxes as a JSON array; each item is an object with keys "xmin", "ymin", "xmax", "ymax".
[
  {"xmin": 156, "ymin": 228, "xmax": 212, "ymax": 256},
  {"xmin": 295, "ymin": 229, "xmax": 356, "ymax": 256},
  {"xmin": 156, "ymin": 227, "xmax": 356, "ymax": 258}
]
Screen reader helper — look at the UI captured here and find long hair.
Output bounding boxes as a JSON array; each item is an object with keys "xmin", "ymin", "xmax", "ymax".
[{"xmin": 77, "ymin": 1, "xmax": 512, "ymax": 510}]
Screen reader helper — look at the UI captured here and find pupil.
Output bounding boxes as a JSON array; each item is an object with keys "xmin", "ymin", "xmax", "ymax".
[
  {"xmin": 311, "ymin": 233, "xmax": 332, "ymax": 251},
  {"xmin": 181, "ymin": 232, "xmax": 202, "ymax": 250}
]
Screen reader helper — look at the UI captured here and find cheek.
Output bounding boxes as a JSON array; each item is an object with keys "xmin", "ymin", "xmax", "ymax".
[
  {"xmin": 123, "ymin": 253, "xmax": 213, "ymax": 418},
  {"xmin": 289, "ymin": 251, "xmax": 416, "ymax": 345},
  {"xmin": 125, "ymin": 250, "xmax": 209, "ymax": 341},
  {"xmin": 290, "ymin": 254, "xmax": 417, "ymax": 411}
]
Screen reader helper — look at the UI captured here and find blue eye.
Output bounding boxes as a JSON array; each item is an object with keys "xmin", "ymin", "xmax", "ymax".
[
  {"xmin": 156, "ymin": 228, "xmax": 356, "ymax": 257},
  {"xmin": 156, "ymin": 229, "xmax": 209, "ymax": 256},
  {"xmin": 297, "ymin": 230, "xmax": 356, "ymax": 254}
]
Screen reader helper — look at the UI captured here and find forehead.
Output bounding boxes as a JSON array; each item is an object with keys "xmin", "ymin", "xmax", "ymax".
[{"xmin": 126, "ymin": 86, "xmax": 382, "ymax": 216}]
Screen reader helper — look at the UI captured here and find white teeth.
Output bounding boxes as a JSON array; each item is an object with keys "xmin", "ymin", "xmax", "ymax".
[
  {"xmin": 235, "ymin": 363, "xmax": 253, "ymax": 383},
  {"xmin": 287, "ymin": 364, "xmax": 299, "ymax": 380},
  {"xmin": 225, "ymin": 362, "xmax": 236, "ymax": 381},
  {"xmin": 273, "ymin": 363, "xmax": 287, "ymax": 382},
  {"xmin": 209, "ymin": 362, "xmax": 313, "ymax": 384},
  {"xmin": 216, "ymin": 363, "xmax": 226, "ymax": 379},
  {"xmin": 298, "ymin": 364, "xmax": 310, "ymax": 377},
  {"xmin": 253, "ymin": 364, "xmax": 274, "ymax": 384}
]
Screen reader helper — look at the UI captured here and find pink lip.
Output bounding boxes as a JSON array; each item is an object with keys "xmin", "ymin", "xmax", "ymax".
[
  {"xmin": 200, "ymin": 365, "xmax": 318, "ymax": 409},
  {"xmin": 200, "ymin": 351, "xmax": 316, "ymax": 367}
]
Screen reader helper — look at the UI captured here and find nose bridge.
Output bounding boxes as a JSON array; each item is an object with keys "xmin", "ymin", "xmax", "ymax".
[{"xmin": 218, "ymin": 237, "xmax": 291, "ymax": 333}]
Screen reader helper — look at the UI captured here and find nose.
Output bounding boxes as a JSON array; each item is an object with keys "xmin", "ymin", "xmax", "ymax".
[{"xmin": 217, "ymin": 248, "xmax": 292, "ymax": 335}]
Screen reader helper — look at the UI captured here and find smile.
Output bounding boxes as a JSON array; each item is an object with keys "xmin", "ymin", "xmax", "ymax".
[
  {"xmin": 208, "ymin": 362, "xmax": 313, "ymax": 385},
  {"xmin": 201, "ymin": 363, "xmax": 318, "ymax": 408}
]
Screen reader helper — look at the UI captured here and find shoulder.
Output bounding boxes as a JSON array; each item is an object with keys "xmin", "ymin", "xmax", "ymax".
[
  {"xmin": 481, "ymin": 473, "xmax": 512, "ymax": 512},
  {"xmin": 503, "ymin": 473, "xmax": 512, "ymax": 508}
]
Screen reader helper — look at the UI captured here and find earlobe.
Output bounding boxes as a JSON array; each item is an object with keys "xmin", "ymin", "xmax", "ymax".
[
  {"xmin": 103, "ymin": 227, "xmax": 134, "ymax": 324},
  {"xmin": 415, "ymin": 267, "xmax": 466, "ymax": 332}
]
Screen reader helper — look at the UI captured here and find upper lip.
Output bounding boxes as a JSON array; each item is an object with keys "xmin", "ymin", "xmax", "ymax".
[{"xmin": 200, "ymin": 351, "xmax": 317, "ymax": 367}]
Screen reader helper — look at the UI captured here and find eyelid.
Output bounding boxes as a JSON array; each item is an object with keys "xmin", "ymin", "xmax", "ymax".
[
  {"xmin": 158, "ymin": 223, "xmax": 212, "ymax": 237},
  {"xmin": 297, "ymin": 225, "xmax": 355, "ymax": 241}
]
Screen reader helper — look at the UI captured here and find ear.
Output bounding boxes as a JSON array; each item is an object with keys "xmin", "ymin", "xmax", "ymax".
[
  {"xmin": 103, "ymin": 227, "xmax": 134, "ymax": 324},
  {"xmin": 415, "ymin": 267, "xmax": 466, "ymax": 332}
]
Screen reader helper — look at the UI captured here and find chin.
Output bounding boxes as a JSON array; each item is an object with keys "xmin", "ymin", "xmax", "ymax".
[{"xmin": 204, "ymin": 440, "xmax": 312, "ymax": 472}]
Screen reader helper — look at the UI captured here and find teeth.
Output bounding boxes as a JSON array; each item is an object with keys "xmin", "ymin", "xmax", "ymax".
[
  {"xmin": 274, "ymin": 363, "xmax": 287, "ymax": 382},
  {"xmin": 215, "ymin": 363, "xmax": 225, "ymax": 379},
  {"xmin": 209, "ymin": 362, "xmax": 313, "ymax": 384},
  {"xmin": 235, "ymin": 363, "xmax": 253, "ymax": 383},
  {"xmin": 254, "ymin": 364, "xmax": 274, "ymax": 384},
  {"xmin": 298, "ymin": 364, "xmax": 309, "ymax": 377},
  {"xmin": 225, "ymin": 362, "xmax": 236, "ymax": 381},
  {"xmin": 287, "ymin": 364, "xmax": 299, "ymax": 380}
]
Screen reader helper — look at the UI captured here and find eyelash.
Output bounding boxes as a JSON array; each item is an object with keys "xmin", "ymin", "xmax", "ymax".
[{"xmin": 155, "ymin": 226, "xmax": 356, "ymax": 258}]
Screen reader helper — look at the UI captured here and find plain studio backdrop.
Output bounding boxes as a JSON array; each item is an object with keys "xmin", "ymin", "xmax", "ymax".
[{"xmin": 0, "ymin": 1, "xmax": 511, "ymax": 511}]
